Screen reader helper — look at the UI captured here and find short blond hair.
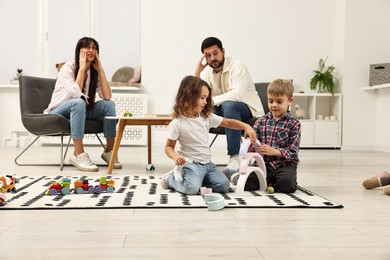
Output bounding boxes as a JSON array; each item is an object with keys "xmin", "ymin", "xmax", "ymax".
[{"xmin": 268, "ymin": 79, "xmax": 294, "ymax": 99}]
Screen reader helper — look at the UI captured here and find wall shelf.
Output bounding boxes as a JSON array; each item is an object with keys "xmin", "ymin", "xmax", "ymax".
[
  {"xmin": 0, "ymin": 84, "xmax": 18, "ymax": 89},
  {"xmin": 363, "ymin": 83, "xmax": 390, "ymax": 91}
]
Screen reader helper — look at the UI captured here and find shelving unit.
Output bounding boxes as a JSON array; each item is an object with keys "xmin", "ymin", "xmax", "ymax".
[{"xmin": 292, "ymin": 93, "xmax": 342, "ymax": 148}]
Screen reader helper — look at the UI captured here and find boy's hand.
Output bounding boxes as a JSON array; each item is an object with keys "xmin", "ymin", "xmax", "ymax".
[{"xmin": 258, "ymin": 143, "xmax": 282, "ymax": 157}]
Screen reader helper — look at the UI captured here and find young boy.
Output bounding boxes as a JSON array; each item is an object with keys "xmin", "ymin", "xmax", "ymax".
[{"xmin": 227, "ymin": 79, "xmax": 301, "ymax": 193}]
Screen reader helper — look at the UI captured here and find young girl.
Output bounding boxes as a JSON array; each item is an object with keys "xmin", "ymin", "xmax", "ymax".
[
  {"xmin": 162, "ymin": 75, "xmax": 257, "ymax": 195},
  {"xmin": 44, "ymin": 37, "xmax": 121, "ymax": 172}
]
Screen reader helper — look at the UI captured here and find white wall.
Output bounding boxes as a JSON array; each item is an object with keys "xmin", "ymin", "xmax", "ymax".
[
  {"xmin": 140, "ymin": 0, "xmax": 338, "ymax": 146},
  {"xmin": 341, "ymin": 0, "xmax": 390, "ymax": 151},
  {"xmin": 0, "ymin": 0, "xmax": 41, "ymax": 82},
  {"xmin": 141, "ymin": 0, "xmax": 337, "ymax": 114},
  {"xmin": 140, "ymin": 0, "xmax": 390, "ymax": 149},
  {"xmin": 0, "ymin": 0, "xmax": 140, "ymax": 82}
]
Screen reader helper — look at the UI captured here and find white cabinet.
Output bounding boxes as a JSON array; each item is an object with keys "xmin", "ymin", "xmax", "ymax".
[{"xmin": 292, "ymin": 93, "xmax": 342, "ymax": 148}]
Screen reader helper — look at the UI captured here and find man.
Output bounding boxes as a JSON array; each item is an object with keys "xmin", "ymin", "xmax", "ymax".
[{"xmin": 194, "ymin": 37, "xmax": 264, "ymax": 170}]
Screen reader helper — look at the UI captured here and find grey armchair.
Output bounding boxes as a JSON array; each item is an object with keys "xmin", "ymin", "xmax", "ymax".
[
  {"xmin": 15, "ymin": 75, "xmax": 105, "ymax": 170},
  {"xmin": 209, "ymin": 82, "xmax": 270, "ymax": 147}
]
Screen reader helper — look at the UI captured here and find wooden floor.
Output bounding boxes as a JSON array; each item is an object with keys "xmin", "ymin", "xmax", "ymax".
[{"xmin": 0, "ymin": 145, "xmax": 389, "ymax": 260}]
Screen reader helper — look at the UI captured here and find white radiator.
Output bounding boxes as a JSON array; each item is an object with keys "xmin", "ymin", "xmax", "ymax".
[{"xmin": 40, "ymin": 92, "xmax": 148, "ymax": 146}]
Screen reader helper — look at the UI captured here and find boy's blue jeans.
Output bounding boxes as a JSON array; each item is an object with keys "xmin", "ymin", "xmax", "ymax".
[
  {"xmin": 49, "ymin": 98, "xmax": 117, "ymax": 139},
  {"xmin": 213, "ymin": 101, "xmax": 253, "ymax": 156},
  {"xmin": 167, "ymin": 161, "xmax": 230, "ymax": 195}
]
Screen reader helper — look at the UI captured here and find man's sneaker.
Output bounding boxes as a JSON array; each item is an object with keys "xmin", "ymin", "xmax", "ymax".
[
  {"xmin": 69, "ymin": 153, "xmax": 98, "ymax": 172},
  {"xmin": 226, "ymin": 155, "xmax": 240, "ymax": 170},
  {"xmin": 161, "ymin": 171, "xmax": 172, "ymax": 190},
  {"xmin": 101, "ymin": 151, "xmax": 122, "ymax": 169},
  {"xmin": 222, "ymin": 167, "xmax": 238, "ymax": 180},
  {"xmin": 230, "ymin": 172, "xmax": 240, "ymax": 185}
]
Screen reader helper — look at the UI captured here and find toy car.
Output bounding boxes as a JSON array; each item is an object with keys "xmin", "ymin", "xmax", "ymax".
[
  {"xmin": 74, "ymin": 177, "xmax": 115, "ymax": 194},
  {"xmin": 123, "ymin": 109, "xmax": 133, "ymax": 117},
  {"xmin": 74, "ymin": 179, "xmax": 95, "ymax": 194},
  {"xmin": 94, "ymin": 176, "xmax": 115, "ymax": 194},
  {"xmin": 0, "ymin": 175, "xmax": 19, "ymax": 192},
  {"xmin": 45, "ymin": 178, "xmax": 71, "ymax": 196}
]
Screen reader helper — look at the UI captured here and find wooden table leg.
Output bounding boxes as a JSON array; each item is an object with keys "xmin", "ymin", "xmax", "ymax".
[
  {"xmin": 107, "ymin": 119, "xmax": 125, "ymax": 174},
  {"xmin": 147, "ymin": 124, "xmax": 152, "ymax": 164}
]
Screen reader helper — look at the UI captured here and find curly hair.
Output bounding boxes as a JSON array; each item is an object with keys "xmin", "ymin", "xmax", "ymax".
[{"xmin": 172, "ymin": 76, "xmax": 213, "ymax": 119}]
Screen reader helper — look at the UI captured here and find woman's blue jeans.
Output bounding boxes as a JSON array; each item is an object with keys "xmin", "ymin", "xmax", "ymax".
[
  {"xmin": 213, "ymin": 101, "xmax": 253, "ymax": 156},
  {"xmin": 167, "ymin": 161, "xmax": 230, "ymax": 195},
  {"xmin": 49, "ymin": 98, "xmax": 117, "ymax": 139}
]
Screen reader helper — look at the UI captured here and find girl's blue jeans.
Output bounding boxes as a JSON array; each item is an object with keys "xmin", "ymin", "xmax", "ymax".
[
  {"xmin": 49, "ymin": 98, "xmax": 117, "ymax": 139},
  {"xmin": 167, "ymin": 161, "xmax": 230, "ymax": 195}
]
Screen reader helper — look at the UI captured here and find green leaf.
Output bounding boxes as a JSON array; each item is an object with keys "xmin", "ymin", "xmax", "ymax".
[{"xmin": 310, "ymin": 58, "xmax": 337, "ymax": 94}]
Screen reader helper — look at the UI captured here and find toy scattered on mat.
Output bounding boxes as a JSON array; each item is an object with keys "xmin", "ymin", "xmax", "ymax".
[
  {"xmin": 239, "ymin": 138, "xmax": 261, "ymax": 156},
  {"xmin": 199, "ymin": 187, "xmax": 212, "ymax": 195},
  {"xmin": 45, "ymin": 178, "xmax": 72, "ymax": 196},
  {"xmin": 266, "ymin": 185, "xmax": 274, "ymax": 194},
  {"xmin": 0, "ymin": 191, "xmax": 6, "ymax": 204},
  {"xmin": 123, "ymin": 109, "xmax": 133, "ymax": 117},
  {"xmin": 94, "ymin": 176, "xmax": 115, "ymax": 194},
  {"xmin": 45, "ymin": 177, "xmax": 115, "ymax": 196},
  {"xmin": 0, "ymin": 175, "xmax": 19, "ymax": 192},
  {"xmin": 204, "ymin": 193, "xmax": 225, "ymax": 211},
  {"xmin": 232, "ymin": 138, "xmax": 268, "ymax": 193},
  {"xmin": 172, "ymin": 157, "xmax": 189, "ymax": 182}
]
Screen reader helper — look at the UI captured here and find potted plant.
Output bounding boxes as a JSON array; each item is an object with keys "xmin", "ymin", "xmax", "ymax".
[{"xmin": 310, "ymin": 58, "xmax": 338, "ymax": 95}]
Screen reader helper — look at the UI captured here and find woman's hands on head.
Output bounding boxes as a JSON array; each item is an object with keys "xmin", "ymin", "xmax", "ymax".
[
  {"xmin": 92, "ymin": 52, "xmax": 103, "ymax": 72},
  {"xmin": 79, "ymin": 50, "xmax": 87, "ymax": 71}
]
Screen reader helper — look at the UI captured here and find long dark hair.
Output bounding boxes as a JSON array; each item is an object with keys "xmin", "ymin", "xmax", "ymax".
[
  {"xmin": 74, "ymin": 37, "xmax": 99, "ymax": 110},
  {"xmin": 172, "ymin": 76, "xmax": 213, "ymax": 119}
]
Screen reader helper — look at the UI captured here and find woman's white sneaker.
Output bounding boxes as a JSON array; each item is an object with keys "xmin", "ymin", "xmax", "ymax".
[
  {"xmin": 101, "ymin": 151, "xmax": 122, "ymax": 169},
  {"xmin": 69, "ymin": 152, "xmax": 99, "ymax": 172}
]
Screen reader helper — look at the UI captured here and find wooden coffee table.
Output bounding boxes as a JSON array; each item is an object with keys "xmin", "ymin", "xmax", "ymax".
[{"xmin": 105, "ymin": 114, "xmax": 172, "ymax": 174}]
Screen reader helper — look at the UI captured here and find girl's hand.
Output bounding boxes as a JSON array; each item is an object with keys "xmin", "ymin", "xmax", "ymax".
[
  {"xmin": 173, "ymin": 154, "xmax": 186, "ymax": 166},
  {"xmin": 244, "ymin": 127, "xmax": 257, "ymax": 143}
]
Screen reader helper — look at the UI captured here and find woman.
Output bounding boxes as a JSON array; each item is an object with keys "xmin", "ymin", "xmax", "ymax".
[{"xmin": 44, "ymin": 37, "xmax": 121, "ymax": 172}]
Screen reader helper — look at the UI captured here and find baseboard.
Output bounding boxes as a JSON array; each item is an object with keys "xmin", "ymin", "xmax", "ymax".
[{"xmin": 341, "ymin": 144, "xmax": 384, "ymax": 151}]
